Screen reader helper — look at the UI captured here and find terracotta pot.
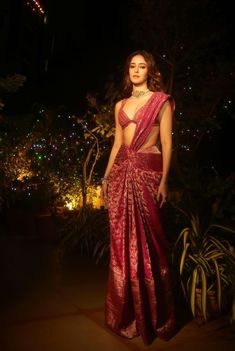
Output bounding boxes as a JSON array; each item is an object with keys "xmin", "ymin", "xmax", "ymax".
[{"xmin": 195, "ymin": 287, "xmax": 233, "ymax": 322}]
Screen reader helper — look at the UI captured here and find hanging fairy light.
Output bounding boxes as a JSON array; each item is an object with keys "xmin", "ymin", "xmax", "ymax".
[{"xmin": 25, "ymin": 0, "xmax": 45, "ymax": 15}]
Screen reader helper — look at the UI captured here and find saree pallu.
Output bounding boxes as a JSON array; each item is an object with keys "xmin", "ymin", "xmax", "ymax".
[{"xmin": 105, "ymin": 92, "xmax": 176, "ymax": 345}]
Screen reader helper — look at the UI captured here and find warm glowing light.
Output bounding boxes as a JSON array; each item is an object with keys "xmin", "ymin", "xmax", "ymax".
[
  {"xmin": 25, "ymin": 0, "xmax": 45, "ymax": 15},
  {"xmin": 17, "ymin": 169, "xmax": 33, "ymax": 181},
  {"xmin": 87, "ymin": 185, "xmax": 102, "ymax": 208},
  {"xmin": 62, "ymin": 185, "xmax": 102, "ymax": 211},
  {"xmin": 63, "ymin": 191, "xmax": 81, "ymax": 210},
  {"xmin": 65, "ymin": 199, "xmax": 77, "ymax": 211}
]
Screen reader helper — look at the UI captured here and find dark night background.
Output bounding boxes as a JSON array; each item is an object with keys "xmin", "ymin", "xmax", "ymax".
[
  {"xmin": 1, "ymin": 3, "xmax": 235, "ymax": 346},
  {"xmin": 1, "ymin": 0, "xmax": 134, "ymax": 108},
  {"xmin": 2, "ymin": 0, "xmax": 233, "ymax": 100},
  {"xmin": 0, "ymin": 0, "xmax": 235, "ymax": 174}
]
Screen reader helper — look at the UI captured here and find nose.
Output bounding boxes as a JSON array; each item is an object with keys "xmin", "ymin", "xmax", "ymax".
[{"xmin": 134, "ymin": 66, "xmax": 139, "ymax": 73}]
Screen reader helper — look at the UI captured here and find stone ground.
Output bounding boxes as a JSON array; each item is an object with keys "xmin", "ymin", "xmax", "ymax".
[{"xmin": 0, "ymin": 223, "xmax": 235, "ymax": 351}]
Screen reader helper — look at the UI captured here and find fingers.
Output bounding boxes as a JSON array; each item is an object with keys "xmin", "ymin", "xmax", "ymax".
[
  {"xmin": 159, "ymin": 196, "xmax": 167, "ymax": 208},
  {"xmin": 156, "ymin": 189, "xmax": 167, "ymax": 208}
]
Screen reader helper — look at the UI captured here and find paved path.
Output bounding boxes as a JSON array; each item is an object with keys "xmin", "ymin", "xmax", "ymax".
[{"xmin": 0, "ymin": 235, "xmax": 234, "ymax": 350}]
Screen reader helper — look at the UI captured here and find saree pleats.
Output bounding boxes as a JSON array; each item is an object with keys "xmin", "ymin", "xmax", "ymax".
[{"xmin": 105, "ymin": 93, "xmax": 176, "ymax": 345}]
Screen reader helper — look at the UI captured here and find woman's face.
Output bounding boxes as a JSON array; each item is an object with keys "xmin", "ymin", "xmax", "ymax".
[{"xmin": 129, "ymin": 54, "xmax": 149, "ymax": 86}]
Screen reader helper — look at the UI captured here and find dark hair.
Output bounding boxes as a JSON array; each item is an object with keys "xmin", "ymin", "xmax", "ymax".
[{"xmin": 122, "ymin": 50, "xmax": 164, "ymax": 97}]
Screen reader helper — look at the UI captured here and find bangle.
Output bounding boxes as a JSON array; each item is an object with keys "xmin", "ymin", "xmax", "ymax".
[{"xmin": 101, "ymin": 176, "xmax": 109, "ymax": 184}]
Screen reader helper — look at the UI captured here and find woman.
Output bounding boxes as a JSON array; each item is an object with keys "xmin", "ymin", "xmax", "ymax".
[{"xmin": 101, "ymin": 50, "xmax": 176, "ymax": 345}]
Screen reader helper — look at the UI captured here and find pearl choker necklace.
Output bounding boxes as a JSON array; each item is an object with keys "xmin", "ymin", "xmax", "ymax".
[{"xmin": 131, "ymin": 89, "xmax": 150, "ymax": 98}]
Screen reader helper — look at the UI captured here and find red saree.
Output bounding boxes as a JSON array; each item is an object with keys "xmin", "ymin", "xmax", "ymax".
[{"xmin": 105, "ymin": 92, "xmax": 176, "ymax": 345}]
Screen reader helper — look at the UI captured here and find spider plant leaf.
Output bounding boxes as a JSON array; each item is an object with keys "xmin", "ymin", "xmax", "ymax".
[
  {"xmin": 200, "ymin": 267, "xmax": 207, "ymax": 322},
  {"xmin": 191, "ymin": 268, "xmax": 198, "ymax": 317},
  {"xmin": 220, "ymin": 273, "xmax": 230, "ymax": 286},
  {"xmin": 181, "ymin": 280, "xmax": 188, "ymax": 301},
  {"xmin": 212, "ymin": 258, "xmax": 221, "ymax": 310},
  {"xmin": 207, "ymin": 224, "xmax": 235, "ymax": 235},
  {"xmin": 221, "ymin": 245, "xmax": 235, "ymax": 259},
  {"xmin": 203, "ymin": 248, "xmax": 219, "ymax": 258},
  {"xmin": 186, "ymin": 275, "xmax": 191, "ymax": 296},
  {"xmin": 191, "ymin": 213, "xmax": 200, "ymax": 237},
  {"xmin": 202, "ymin": 242, "xmax": 215, "ymax": 254},
  {"xmin": 188, "ymin": 254, "xmax": 201, "ymax": 266},
  {"xmin": 183, "ymin": 229, "xmax": 189, "ymax": 248},
  {"xmin": 206, "ymin": 252, "xmax": 225, "ymax": 260},
  {"xmin": 172, "ymin": 205, "xmax": 191, "ymax": 221},
  {"xmin": 196, "ymin": 256, "xmax": 211, "ymax": 274},
  {"xmin": 180, "ymin": 243, "xmax": 190, "ymax": 275},
  {"xmin": 93, "ymin": 241, "xmax": 101, "ymax": 256},
  {"xmin": 175, "ymin": 228, "xmax": 190, "ymax": 247},
  {"xmin": 209, "ymin": 237, "xmax": 227, "ymax": 251}
]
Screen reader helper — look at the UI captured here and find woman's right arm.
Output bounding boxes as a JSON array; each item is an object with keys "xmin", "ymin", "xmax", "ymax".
[
  {"xmin": 102, "ymin": 100, "xmax": 123, "ymax": 178},
  {"xmin": 100, "ymin": 101, "xmax": 123, "ymax": 203}
]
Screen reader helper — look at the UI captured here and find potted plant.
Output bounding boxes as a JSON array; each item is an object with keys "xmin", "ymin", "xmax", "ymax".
[{"xmin": 172, "ymin": 208, "xmax": 235, "ymax": 323}]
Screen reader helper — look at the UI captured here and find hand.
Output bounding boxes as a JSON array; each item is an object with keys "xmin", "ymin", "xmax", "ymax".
[
  {"xmin": 156, "ymin": 181, "xmax": 168, "ymax": 208},
  {"xmin": 100, "ymin": 182, "xmax": 108, "ymax": 206}
]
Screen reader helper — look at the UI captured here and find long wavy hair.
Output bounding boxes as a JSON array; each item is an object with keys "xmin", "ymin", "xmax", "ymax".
[{"xmin": 122, "ymin": 50, "xmax": 164, "ymax": 98}]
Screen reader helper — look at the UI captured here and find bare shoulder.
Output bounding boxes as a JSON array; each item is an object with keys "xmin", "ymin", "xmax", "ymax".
[
  {"xmin": 159, "ymin": 100, "xmax": 171, "ymax": 116},
  {"xmin": 114, "ymin": 99, "xmax": 123, "ymax": 114},
  {"xmin": 158, "ymin": 100, "xmax": 173, "ymax": 125},
  {"xmin": 115, "ymin": 99, "xmax": 123, "ymax": 109}
]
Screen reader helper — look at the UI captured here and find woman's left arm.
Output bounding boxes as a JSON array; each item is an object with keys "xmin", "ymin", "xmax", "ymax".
[{"xmin": 157, "ymin": 101, "xmax": 173, "ymax": 208}]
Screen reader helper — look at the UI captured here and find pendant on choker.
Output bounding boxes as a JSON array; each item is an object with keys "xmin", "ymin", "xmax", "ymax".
[{"xmin": 131, "ymin": 89, "xmax": 150, "ymax": 98}]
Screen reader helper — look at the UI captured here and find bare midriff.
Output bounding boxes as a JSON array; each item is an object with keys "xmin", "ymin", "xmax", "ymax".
[{"xmin": 122, "ymin": 124, "xmax": 160, "ymax": 151}]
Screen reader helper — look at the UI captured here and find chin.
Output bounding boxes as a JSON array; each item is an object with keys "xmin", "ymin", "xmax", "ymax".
[{"xmin": 131, "ymin": 79, "xmax": 144, "ymax": 85}]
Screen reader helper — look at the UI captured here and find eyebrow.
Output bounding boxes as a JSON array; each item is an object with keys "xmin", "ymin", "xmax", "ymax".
[{"xmin": 130, "ymin": 62, "xmax": 147, "ymax": 65}]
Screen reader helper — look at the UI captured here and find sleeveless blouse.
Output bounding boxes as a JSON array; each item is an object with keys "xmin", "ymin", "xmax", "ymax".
[{"xmin": 119, "ymin": 94, "xmax": 161, "ymax": 129}]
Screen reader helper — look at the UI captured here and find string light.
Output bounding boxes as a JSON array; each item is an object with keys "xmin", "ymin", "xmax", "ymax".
[
  {"xmin": 25, "ymin": 0, "xmax": 45, "ymax": 15},
  {"xmin": 5, "ymin": 98, "xmax": 213, "ymax": 209}
]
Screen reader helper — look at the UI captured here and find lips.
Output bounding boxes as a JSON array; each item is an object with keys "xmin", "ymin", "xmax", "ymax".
[{"xmin": 133, "ymin": 75, "xmax": 140, "ymax": 78}]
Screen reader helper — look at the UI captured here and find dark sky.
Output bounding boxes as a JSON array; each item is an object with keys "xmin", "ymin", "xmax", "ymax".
[
  {"xmin": 38, "ymin": 0, "xmax": 133, "ymax": 107},
  {"xmin": 37, "ymin": 0, "xmax": 234, "ymax": 105},
  {"xmin": 50, "ymin": 0, "xmax": 131, "ymax": 54},
  {"xmin": 8, "ymin": 0, "xmax": 234, "ymax": 113}
]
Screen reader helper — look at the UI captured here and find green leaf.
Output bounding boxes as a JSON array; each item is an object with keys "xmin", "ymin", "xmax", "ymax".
[
  {"xmin": 196, "ymin": 256, "xmax": 211, "ymax": 274},
  {"xmin": 202, "ymin": 242, "xmax": 214, "ymax": 254},
  {"xmin": 190, "ymin": 213, "xmax": 200, "ymax": 237},
  {"xmin": 200, "ymin": 267, "xmax": 207, "ymax": 321},
  {"xmin": 180, "ymin": 243, "xmax": 190, "ymax": 275},
  {"xmin": 212, "ymin": 259, "xmax": 221, "ymax": 310},
  {"xmin": 190, "ymin": 268, "xmax": 198, "ymax": 317},
  {"xmin": 205, "ymin": 252, "xmax": 225, "ymax": 260},
  {"xmin": 175, "ymin": 227, "xmax": 190, "ymax": 247},
  {"xmin": 209, "ymin": 237, "xmax": 229, "ymax": 252},
  {"xmin": 181, "ymin": 280, "xmax": 189, "ymax": 301},
  {"xmin": 188, "ymin": 254, "xmax": 201, "ymax": 266},
  {"xmin": 211, "ymin": 224, "xmax": 235, "ymax": 234}
]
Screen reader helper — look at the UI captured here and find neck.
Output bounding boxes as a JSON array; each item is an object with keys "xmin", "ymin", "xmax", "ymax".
[{"xmin": 132, "ymin": 85, "xmax": 148, "ymax": 92}]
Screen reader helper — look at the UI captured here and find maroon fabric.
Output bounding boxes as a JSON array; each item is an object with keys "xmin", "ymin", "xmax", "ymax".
[{"xmin": 105, "ymin": 92, "xmax": 176, "ymax": 345}]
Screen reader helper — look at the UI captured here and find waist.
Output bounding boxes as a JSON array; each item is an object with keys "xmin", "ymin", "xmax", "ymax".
[
  {"xmin": 120, "ymin": 143, "xmax": 161, "ymax": 154},
  {"xmin": 114, "ymin": 144, "xmax": 163, "ymax": 172}
]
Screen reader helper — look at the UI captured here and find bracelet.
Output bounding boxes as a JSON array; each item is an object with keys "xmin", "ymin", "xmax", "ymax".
[{"xmin": 101, "ymin": 176, "xmax": 109, "ymax": 184}]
